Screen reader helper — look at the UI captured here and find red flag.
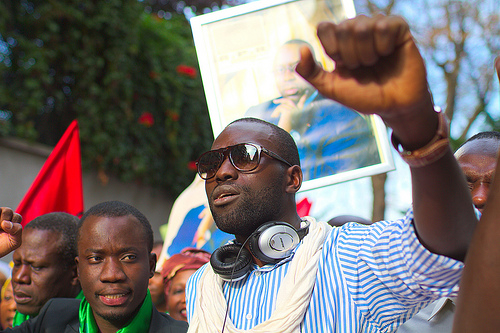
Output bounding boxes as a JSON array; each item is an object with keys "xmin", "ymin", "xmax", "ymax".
[{"xmin": 16, "ymin": 120, "xmax": 84, "ymax": 226}]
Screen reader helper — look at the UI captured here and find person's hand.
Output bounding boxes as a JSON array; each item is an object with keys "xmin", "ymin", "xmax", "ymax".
[
  {"xmin": 0, "ymin": 207, "xmax": 22, "ymax": 257},
  {"xmin": 296, "ymin": 15, "xmax": 437, "ymax": 149},
  {"xmin": 271, "ymin": 93, "xmax": 308, "ymax": 132}
]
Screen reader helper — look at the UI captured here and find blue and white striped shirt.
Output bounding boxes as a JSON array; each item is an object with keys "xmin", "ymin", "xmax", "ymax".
[{"xmin": 186, "ymin": 210, "xmax": 463, "ymax": 332}]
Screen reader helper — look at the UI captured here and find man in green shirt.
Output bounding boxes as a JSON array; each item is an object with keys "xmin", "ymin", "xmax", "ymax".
[{"xmin": 3, "ymin": 201, "xmax": 187, "ymax": 333}]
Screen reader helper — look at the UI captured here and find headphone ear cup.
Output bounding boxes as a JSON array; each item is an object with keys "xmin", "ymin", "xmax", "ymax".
[
  {"xmin": 248, "ymin": 230, "xmax": 274, "ymax": 264},
  {"xmin": 248, "ymin": 221, "xmax": 301, "ymax": 264},
  {"xmin": 210, "ymin": 244, "xmax": 252, "ymax": 281}
]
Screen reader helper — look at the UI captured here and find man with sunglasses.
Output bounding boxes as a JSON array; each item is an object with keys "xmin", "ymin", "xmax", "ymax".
[{"xmin": 185, "ymin": 14, "xmax": 477, "ymax": 332}]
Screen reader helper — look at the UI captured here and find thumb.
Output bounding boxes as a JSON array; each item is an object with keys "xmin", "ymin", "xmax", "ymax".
[
  {"xmin": 297, "ymin": 93, "xmax": 308, "ymax": 109},
  {"xmin": 1, "ymin": 220, "xmax": 13, "ymax": 232},
  {"xmin": 296, "ymin": 45, "xmax": 340, "ymax": 102},
  {"xmin": 2, "ymin": 219, "xmax": 22, "ymax": 236},
  {"xmin": 296, "ymin": 45, "xmax": 322, "ymax": 83}
]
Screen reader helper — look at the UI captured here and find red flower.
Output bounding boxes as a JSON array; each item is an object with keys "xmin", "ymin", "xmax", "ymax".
[
  {"xmin": 166, "ymin": 110, "xmax": 180, "ymax": 122},
  {"xmin": 138, "ymin": 112, "xmax": 154, "ymax": 127},
  {"xmin": 176, "ymin": 65, "xmax": 197, "ymax": 78},
  {"xmin": 187, "ymin": 161, "xmax": 197, "ymax": 171},
  {"xmin": 149, "ymin": 71, "xmax": 159, "ymax": 79}
]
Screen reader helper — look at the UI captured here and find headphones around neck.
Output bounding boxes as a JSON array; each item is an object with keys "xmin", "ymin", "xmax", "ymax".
[{"xmin": 210, "ymin": 220, "xmax": 310, "ymax": 281}]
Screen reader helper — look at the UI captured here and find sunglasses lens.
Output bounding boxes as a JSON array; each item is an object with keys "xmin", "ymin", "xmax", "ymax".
[
  {"xmin": 197, "ymin": 152, "xmax": 223, "ymax": 179},
  {"xmin": 231, "ymin": 144, "xmax": 259, "ymax": 171},
  {"xmin": 197, "ymin": 144, "xmax": 262, "ymax": 179}
]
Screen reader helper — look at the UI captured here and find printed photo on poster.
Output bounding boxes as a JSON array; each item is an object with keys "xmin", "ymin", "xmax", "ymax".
[{"xmin": 190, "ymin": 0, "xmax": 395, "ymax": 191}]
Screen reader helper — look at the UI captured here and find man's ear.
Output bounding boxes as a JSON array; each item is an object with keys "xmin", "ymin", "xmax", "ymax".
[
  {"xmin": 149, "ymin": 252, "xmax": 157, "ymax": 279},
  {"xmin": 71, "ymin": 263, "xmax": 80, "ymax": 286},
  {"xmin": 75, "ymin": 257, "xmax": 80, "ymax": 282},
  {"xmin": 285, "ymin": 165, "xmax": 302, "ymax": 194}
]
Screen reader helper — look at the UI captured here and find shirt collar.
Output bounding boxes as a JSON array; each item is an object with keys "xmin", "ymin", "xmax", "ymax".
[{"xmin": 428, "ymin": 297, "xmax": 456, "ymax": 321}]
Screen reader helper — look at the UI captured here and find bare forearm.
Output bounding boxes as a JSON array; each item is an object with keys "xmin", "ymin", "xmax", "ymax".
[
  {"xmin": 410, "ymin": 151, "xmax": 476, "ymax": 261},
  {"xmin": 386, "ymin": 98, "xmax": 476, "ymax": 261}
]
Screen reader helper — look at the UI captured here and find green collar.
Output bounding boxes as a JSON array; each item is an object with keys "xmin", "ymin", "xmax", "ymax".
[
  {"xmin": 12, "ymin": 312, "xmax": 29, "ymax": 327},
  {"xmin": 79, "ymin": 290, "xmax": 153, "ymax": 333}
]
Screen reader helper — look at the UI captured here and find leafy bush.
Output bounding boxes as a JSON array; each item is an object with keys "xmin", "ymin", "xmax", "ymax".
[{"xmin": 0, "ymin": 0, "xmax": 213, "ymax": 196}]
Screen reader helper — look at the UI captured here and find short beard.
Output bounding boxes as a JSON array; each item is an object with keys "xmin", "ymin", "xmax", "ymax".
[
  {"xmin": 211, "ymin": 178, "xmax": 285, "ymax": 238},
  {"xmin": 95, "ymin": 311, "xmax": 132, "ymax": 328},
  {"xmin": 93, "ymin": 299, "xmax": 142, "ymax": 328}
]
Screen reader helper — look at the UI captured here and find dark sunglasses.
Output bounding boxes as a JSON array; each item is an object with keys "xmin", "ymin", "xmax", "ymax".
[{"xmin": 196, "ymin": 143, "xmax": 293, "ymax": 180}]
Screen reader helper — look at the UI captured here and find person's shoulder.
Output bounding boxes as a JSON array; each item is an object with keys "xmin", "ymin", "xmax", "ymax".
[
  {"xmin": 187, "ymin": 263, "xmax": 207, "ymax": 286},
  {"xmin": 39, "ymin": 298, "xmax": 81, "ymax": 314},
  {"xmin": 150, "ymin": 308, "xmax": 189, "ymax": 333},
  {"xmin": 321, "ymin": 219, "xmax": 395, "ymax": 249},
  {"xmin": 8, "ymin": 298, "xmax": 81, "ymax": 332}
]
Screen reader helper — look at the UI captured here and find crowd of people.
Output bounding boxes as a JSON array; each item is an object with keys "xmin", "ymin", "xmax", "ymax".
[{"xmin": 0, "ymin": 13, "xmax": 498, "ymax": 333}]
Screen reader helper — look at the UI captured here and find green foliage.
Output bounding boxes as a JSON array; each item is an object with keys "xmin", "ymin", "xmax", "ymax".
[{"xmin": 0, "ymin": 0, "xmax": 213, "ymax": 196}]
